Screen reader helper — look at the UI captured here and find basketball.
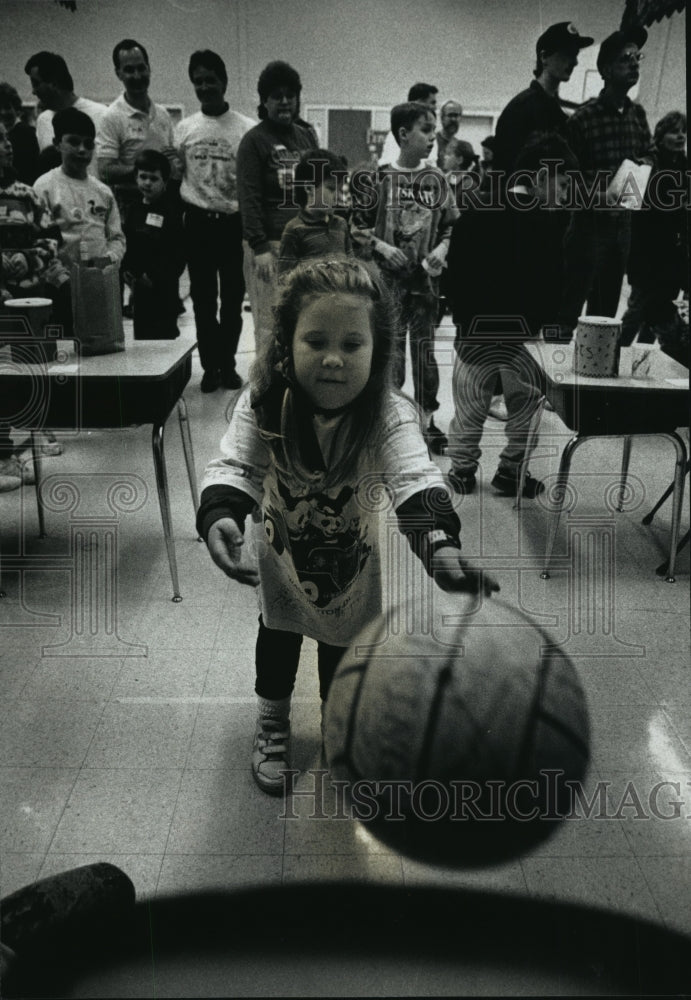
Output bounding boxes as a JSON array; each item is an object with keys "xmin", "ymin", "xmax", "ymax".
[{"xmin": 323, "ymin": 589, "xmax": 590, "ymax": 866}]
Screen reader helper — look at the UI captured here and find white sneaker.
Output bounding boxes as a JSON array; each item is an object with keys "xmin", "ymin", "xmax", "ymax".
[
  {"xmin": 14, "ymin": 452, "xmax": 36, "ymax": 485},
  {"xmin": 251, "ymin": 717, "xmax": 290, "ymax": 795},
  {"xmin": 0, "ymin": 457, "xmax": 22, "ymax": 493},
  {"xmin": 488, "ymin": 395, "xmax": 508, "ymax": 421}
]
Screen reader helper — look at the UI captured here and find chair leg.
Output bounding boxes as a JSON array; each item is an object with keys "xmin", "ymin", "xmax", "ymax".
[
  {"xmin": 541, "ymin": 434, "xmax": 582, "ymax": 579},
  {"xmin": 514, "ymin": 395, "xmax": 545, "ymax": 511},
  {"xmin": 658, "ymin": 431, "xmax": 688, "ymax": 582},
  {"xmin": 617, "ymin": 436, "xmax": 632, "ymax": 512},
  {"xmin": 642, "ymin": 459, "xmax": 690, "ymax": 525}
]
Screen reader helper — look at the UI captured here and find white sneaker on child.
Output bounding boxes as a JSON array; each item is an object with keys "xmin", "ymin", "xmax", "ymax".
[
  {"xmin": 0, "ymin": 457, "xmax": 22, "ymax": 493},
  {"xmin": 251, "ymin": 717, "xmax": 291, "ymax": 795}
]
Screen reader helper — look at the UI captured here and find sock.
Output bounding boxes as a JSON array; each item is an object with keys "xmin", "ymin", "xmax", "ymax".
[{"xmin": 257, "ymin": 695, "xmax": 291, "ymax": 724}]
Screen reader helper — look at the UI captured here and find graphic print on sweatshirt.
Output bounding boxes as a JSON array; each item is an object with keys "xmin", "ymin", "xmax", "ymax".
[{"xmin": 262, "ymin": 476, "xmax": 372, "ymax": 609}]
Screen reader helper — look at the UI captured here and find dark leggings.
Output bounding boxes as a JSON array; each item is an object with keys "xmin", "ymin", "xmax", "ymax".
[{"xmin": 255, "ymin": 616, "xmax": 346, "ymax": 702}]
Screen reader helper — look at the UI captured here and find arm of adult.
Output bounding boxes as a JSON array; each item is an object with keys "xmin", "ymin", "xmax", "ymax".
[
  {"xmin": 236, "ymin": 128, "xmax": 271, "ymax": 257},
  {"xmin": 95, "ymin": 109, "xmax": 133, "ymax": 185}
]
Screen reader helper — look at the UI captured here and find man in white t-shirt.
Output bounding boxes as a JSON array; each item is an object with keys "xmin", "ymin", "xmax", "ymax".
[
  {"xmin": 24, "ymin": 51, "xmax": 106, "ymax": 175},
  {"xmin": 175, "ymin": 50, "xmax": 255, "ymax": 392},
  {"xmin": 96, "ymin": 38, "xmax": 177, "ymax": 213}
]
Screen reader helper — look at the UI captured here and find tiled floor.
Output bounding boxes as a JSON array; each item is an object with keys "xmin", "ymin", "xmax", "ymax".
[{"xmin": 0, "ymin": 293, "xmax": 689, "ymax": 985}]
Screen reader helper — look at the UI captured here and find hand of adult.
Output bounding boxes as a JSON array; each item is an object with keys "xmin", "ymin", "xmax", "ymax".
[
  {"xmin": 377, "ymin": 243, "xmax": 409, "ymax": 270},
  {"xmin": 255, "ymin": 251, "xmax": 276, "ymax": 282},
  {"xmin": 207, "ymin": 517, "xmax": 260, "ymax": 587}
]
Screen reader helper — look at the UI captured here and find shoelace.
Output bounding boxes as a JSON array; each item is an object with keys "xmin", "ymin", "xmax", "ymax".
[{"xmin": 257, "ymin": 723, "xmax": 289, "ymax": 759}]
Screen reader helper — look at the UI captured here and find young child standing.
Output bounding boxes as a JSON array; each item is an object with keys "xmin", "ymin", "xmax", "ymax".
[
  {"xmin": 196, "ymin": 259, "xmax": 497, "ymax": 795},
  {"xmin": 122, "ymin": 148, "xmax": 185, "ymax": 339},
  {"xmin": 278, "ymin": 148, "xmax": 352, "ymax": 275},
  {"xmin": 350, "ymin": 102, "xmax": 459, "ymax": 455},
  {"xmin": 33, "ymin": 107, "xmax": 125, "ymax": 267},
  {"xmin": 445, "ymin": 132, "xmax": 577, "ymax": 498},
  {"xmin": 0, "ymin": 119, "xmax": 69, "ymax": 491}
]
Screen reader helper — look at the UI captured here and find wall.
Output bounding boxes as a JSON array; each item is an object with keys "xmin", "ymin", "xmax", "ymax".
[{"xmin": 1, "ymin": 0, "xmax": 685, "ymax": 130}]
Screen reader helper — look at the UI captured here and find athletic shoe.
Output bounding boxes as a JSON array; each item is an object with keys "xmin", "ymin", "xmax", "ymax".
[
  {"xmin": 488, "ymin": 395, "xmax": 508, "ymax": 421},
  {"xmin": 491, "ymin": 468, "xmax": 545, "ymax": 498},
  {"xmin": 424, "ymin": 418, "xmax": 448, "ymax": 455},
  {"xmin": 0, "ymin": 454, "xmax": 35, "ymax": 486},
  {"xmin": 13, "ymin": 452, "xmax": 37, "ymax": 485},
  {"xmin": 446, "ymin": 468, "xmax": 477, "ymax": 495},
  {"xmin": 0, "ymin": 457, "xmax": 22, "ymax": 493},
  {"xmin": 200, "ymin": 370, "xmax": 221, "ymax": 393},
  {"xmin": 251, "ymin": 717, "xmax": 291, "ymax": 795}
]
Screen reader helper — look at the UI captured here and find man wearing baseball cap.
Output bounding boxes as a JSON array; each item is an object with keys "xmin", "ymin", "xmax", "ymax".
[
  {"xmin": 493, "ymin": 21, "xmax": 593, "ymax": 175},
  {"xmin": 558, "ymin": 26, "xmax": 652, "ymax": 332}
]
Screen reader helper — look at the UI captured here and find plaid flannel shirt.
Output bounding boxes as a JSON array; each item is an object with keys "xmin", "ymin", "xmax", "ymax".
[{"xmin": 566, "ymin": 89, "xmax": 652, "ymax": 189}]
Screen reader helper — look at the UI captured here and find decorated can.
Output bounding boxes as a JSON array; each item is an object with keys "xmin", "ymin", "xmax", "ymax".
[{"xmin": 573, "ymin": 316, "xmax": 621, "ymax": 378}]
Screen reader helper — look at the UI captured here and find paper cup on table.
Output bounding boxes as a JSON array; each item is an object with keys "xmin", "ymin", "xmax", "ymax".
[
  {"xmin": 572, "ymin": 316, "xmax": 621, "ymax": 378},
  {"xmin": 3, "ymin": 297, "xmax": 55, "ymax": 364}
]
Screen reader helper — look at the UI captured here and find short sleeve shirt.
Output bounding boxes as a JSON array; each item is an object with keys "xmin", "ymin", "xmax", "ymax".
[
  {"xmin": 201, "ymin": 389, "xmax": 444, "ymax": 645},
  {"xmin": 96, "ymin": 93, "xmax": 174, "ymax": 170}
]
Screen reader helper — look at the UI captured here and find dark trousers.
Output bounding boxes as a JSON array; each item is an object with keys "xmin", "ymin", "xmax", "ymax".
[
  {"xmin": 132, "ymin": 275, "xmax": 179, "ymax": 340},
  {"xmin": 620, "ymin": 283, "xmax": 683, "ymax": 347},
  {"xmin": 184, "ymin": 205, "xmax": 245, "ymax": 376},
  {"xmin": 255, "ymin": 616, "xmax": 346, "ymax": 702},
  {"xmin": 560, "ymin": 210, "xmax": 632, "ymax": 330}
]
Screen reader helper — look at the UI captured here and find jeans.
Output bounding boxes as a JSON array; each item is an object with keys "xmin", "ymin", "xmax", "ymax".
[
  {"xmin": 446, "ymin": 342, "xmax": 543, "ymax": 475},
  {"xmin": 254, "ymin": 615, "xmax": 346, "ymax": 702},
  {"xmin": 385, "ymin": 272, "xmax": 440, "ymax": 414},
  {"xmin": 184, "ymin": 206, "xmax": 245, "ymax": 376}
]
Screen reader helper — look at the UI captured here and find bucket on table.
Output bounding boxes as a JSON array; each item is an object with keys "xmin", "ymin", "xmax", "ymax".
[
  {"xmin": 573, "ymin": 316, "xmax": 621, "ymax": 378},
  {"xmin": 2, "ymin": 297, "xmax": 56, "ymax": 365}
]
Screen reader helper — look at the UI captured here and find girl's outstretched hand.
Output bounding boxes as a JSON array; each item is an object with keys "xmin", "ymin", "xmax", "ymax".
[
  {"xmin": 431, "ymin": 547, "xmax": 500, "ymax": 597},
  {"xmin": 207, "ymin": 517, "xmax": 260, "ymax": 587}
]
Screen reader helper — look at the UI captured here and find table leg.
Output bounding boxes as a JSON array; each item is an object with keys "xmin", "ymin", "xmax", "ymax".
[
  {"xmin": 642, "ymin": 458, "xmax": 690, "ymax": 525},
  {"xmin": 152, "ymin": 421, "xmax": 182, "ymax": 602},
  {"xmin": 30, "ymin": 430, "xmax": 46, "ymax": 538},
  {"xmin": 541, "ymin": 434, "xmax": 582, "ymax": 580},
  {"xmin": 177, "ymin": 396, "xmax": 200, "ymax": 525},
  {"xmin": 617, "ymin": 436, "xmax": 632, "ymax": 512},
  {"xmin": 514, "ymin": 395, "xmax": 546, "ymax": 511},
  {"xmin": 657, "ymin": 431, "xmax": 688, "ymax": 583}
]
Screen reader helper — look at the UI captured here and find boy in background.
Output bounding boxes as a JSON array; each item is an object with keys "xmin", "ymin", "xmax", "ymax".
[
  {"xmin": 34, "ymin": 107, "xmax": 125, "ymax": 267},
  {"xmin": 278, "ymin": 148, "xmax": 352, "ymax": 275},
  {"xmin": 445, "ymin": 132, "xmax": 577, "ymax": 499},
  {"xmin": 351, "ymin": 101, "xmax": 458, "ymax": 454},
  {"xmin": 122, "ymin": 149, "xmax": 185, "ymax": 339}
]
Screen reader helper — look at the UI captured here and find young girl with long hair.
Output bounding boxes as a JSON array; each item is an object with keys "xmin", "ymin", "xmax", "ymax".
[{"xmin": 196, "ymin": 258, "xmax": 498, "ymax": 794}]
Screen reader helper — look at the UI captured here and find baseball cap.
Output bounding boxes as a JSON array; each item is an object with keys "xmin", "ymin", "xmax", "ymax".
[
  {"xmin": 596, "ymin": 27, "xmax": 648, "ymax": 73},
  {"xmin": 537, "ymin": 22, "xmax": 594, "ymax": 57}
]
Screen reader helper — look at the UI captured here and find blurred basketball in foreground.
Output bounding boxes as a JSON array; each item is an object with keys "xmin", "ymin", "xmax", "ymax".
[{"xmin": 324, "ymin": 591, "xmax": 590, "ymax": 866}]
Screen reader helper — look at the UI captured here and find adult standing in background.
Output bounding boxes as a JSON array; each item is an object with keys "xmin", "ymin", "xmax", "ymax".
[
  {"xmin": 493, "ymin": 22, "xmax": 593, "ymax": 175},
  {"xmin": 378, "ymin": 82, "xmax": 438, "ymax": 166},
  {"xmin": 0, "ymin": 83, "xmax": 39, "ymax": 184},
  {"xmin": 558, "ymin": 26, "xmax": 652, "ymax": 334},
  {"xmin": 24, "ymin": 52, "xmax": 106, "ymax": 153},
  {"xmin": 175, "ymin": 50, "xmax": 255, "ymax": 393},
  {"xmin": 96, "ymin": 39, "xmax": 177, "ymax": 214},
  {"xmin": 620, "ymin": 110, "xmax": 688, "ymax": 346},
  {"xmin": 435, "ymin": 99, "xmax": 464, "ymax": 169},
  {"xmin": 236, "ymin": 60, "xmax": 315, "ymax": 351}
]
